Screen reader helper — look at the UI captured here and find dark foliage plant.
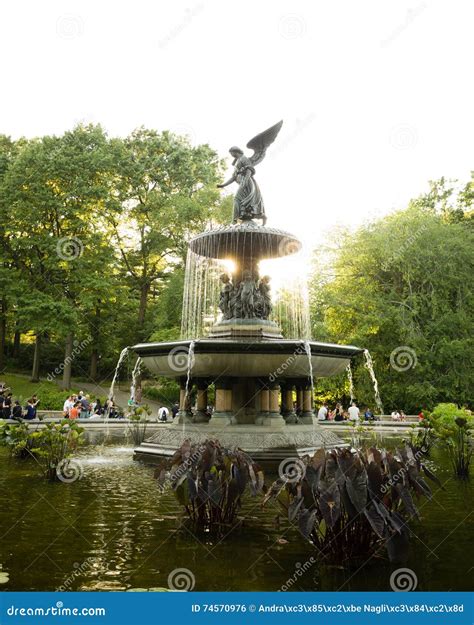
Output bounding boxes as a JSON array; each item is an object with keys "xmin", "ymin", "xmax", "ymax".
[
  {"xmin": 263, "ymin": 446, "xmax": 442, "ymax": 564},
  {"xmin": 154, "ymin": 439, "xmax": 264, "ymax": 533}
]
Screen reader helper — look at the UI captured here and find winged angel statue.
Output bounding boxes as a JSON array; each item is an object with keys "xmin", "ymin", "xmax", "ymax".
[{"xmin": 217, "ymin": 121, "xmax": 283, "ymax": 225}]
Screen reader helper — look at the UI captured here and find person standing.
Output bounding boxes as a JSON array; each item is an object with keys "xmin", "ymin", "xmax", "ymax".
[
  {"xmin": 63, "ymin": 395, "xmax": 74, "ymax": 418},
  {"xmin": 2, "ymin": 392, "xmax": 12, "ymax": 419},
  {"xmin": 80, "ymin": 394, "xmax": 91, "ymax": 418},
  {"xmin": 348, "ymin": 401, "xmax": 360, "ymax": 422}
]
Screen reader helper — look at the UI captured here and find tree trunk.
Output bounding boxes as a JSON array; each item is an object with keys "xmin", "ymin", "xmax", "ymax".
[
  {"xmin": 31, "ymin": 333, "xmax": 41, "ymax": 382},
  {"xmin": 13, "ymin": 328, "xmax": 21, "ymax": 358},
  {"xmin": 138, "ymin": 283, "xmax": 150, "ymax": 328},
  {"xmin": 0, "ymin": 298, "xmax": 6, "ymax": 371},
  {"xmin": 89, "ymin": 305, "xmax": 100, "ymax": 380},
  {"xmin": 62, "ymin": 332, "xmax": 74, "ymax": 390},
  {"xmin": 89, "ymin": 349, "xmax": 99, "ymax": 380}
]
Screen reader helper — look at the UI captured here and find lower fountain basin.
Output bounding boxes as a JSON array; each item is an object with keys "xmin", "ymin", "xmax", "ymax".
[
  {"xmin": 134, "ymin": 422, "xmax": 344, "ymax": 465},
  {"xmin": 131, "ymin": 339, "xmax": 363, "ymax": 379}
]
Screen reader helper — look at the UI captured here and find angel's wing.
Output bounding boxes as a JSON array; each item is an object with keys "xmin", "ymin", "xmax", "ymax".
[{"xmin": 246, "ymin": 120, "xmax": 283, "ymax": 166}]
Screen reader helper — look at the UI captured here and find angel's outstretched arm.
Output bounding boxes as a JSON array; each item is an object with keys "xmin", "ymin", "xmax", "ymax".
[{"xmin": 217, "ymin": 174, "xmax": 236, "ymax": 188}]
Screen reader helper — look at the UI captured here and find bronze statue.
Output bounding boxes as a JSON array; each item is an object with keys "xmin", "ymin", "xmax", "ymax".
[
  {"xmin": 257, "ymin": 275, "xmax": 272, "ymax": 318},
  {"xmin": 237, "ymin": 271, "xmax": 257, "ymax": 319},
  {"xmin": 217, "ymin": 121, "xmax": 283, "ymax": 225},
  {"xmin": 218, "ymin": 273, "xmax": 233, "ymax": 320}
]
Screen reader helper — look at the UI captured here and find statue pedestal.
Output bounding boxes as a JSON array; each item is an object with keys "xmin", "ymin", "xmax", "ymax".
[{"xmin": 208, "ymin": 318, "xmax": 283, "ymax": 340}]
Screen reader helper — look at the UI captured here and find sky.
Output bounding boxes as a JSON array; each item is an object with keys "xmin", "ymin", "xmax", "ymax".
[{"xmin": 1, "ymin": 0, "xmax": 473, "ymax": 260}]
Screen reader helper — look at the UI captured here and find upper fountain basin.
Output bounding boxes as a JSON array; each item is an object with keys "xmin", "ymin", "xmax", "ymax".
[
  {"xmin": 131, "ymin": 339, "xmax": 363, "ymax": 379},
  {"xmin": 189, "ymin": 221, "xmax": 302, "ymax": 260}
]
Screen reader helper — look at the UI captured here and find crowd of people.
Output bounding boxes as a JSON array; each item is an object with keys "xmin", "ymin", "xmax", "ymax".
[
  {"xmin": 390, "ymin": 409, "xmax": 407, "ymax": 421},
  {"xmin": 0, "ymin": 382, "xmax": 122, "ymax": 421},
  {"xmin": 61, "ymin": 392, "xmax": 120, "ymax": 420},
  {"xmin": 315, "ymin": 401, "xmax": 377, "ymax": 422},
  {"xmin": 2, "ymin": 379, "xmax": 422, "ymax": 425},
  {"xmin": 157, "ymin": 403, "xmax": 180, "ymax": 422},
  {"xmin": 315, "ymin": 402, "xmax": 423, "ymax": 422},
  {"xmin": 0, "ymin": 380, "xmax": 182, "ymax": 423},
  {"xmin": 0, "ymin": 382, "xmax": 40, "ymax": 420}
]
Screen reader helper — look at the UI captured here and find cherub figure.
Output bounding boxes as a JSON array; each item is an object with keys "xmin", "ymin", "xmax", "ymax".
[
  {"xmin": 257, "ymin": 275, "xmax": 272, "ymax": 319},
  {"xmin": 237, "ymin": 270, "xmax": 257, "ymax": 319},
  {"xmin": 218, "ymin": 273, "xmax": 233, "ymax": 320},
  {"xmin": 217, "ymin": 121, "xmax": 283, "ymax": 225}
]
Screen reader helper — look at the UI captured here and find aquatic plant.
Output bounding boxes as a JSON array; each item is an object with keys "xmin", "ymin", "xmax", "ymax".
[
  {"xmin": 429, "ymin": 404, "xmax": 472, "ymax": 478},
  {"xmin": 128, "ymin": 405, "xmax": 152, "ymax": 446},
  {"xmin": 155, "ymin": 439, "xmax": 264, "ymax": 533},
  {"xmin": 263, "ymin": 446, "xmax": 441, "ymax": 564},
  {"xmin": 408, "ymin": 418, "xmax": 436, "ymax": 455},
  {"xmin": 0, "ymin": 419, "xmax": 84, "ymax": 481},
  {"xmin": 0, "ymin": 420, "xmax": 36, "ymax": 458}
]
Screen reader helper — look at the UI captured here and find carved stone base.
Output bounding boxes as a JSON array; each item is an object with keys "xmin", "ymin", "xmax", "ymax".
[
  {"xmin": 208, "ymin": 318, "xmax": 283, "ymax": 340},
  {"xmin": 193, "ymin": 410, "xmax": 210, "ymax": 424},
  {"xmin": 133, "ymin": 422, "xmax": 343, "ymax": 465},
  {"xmin": 299, "ymin": 412, "xmax": 315, "ymax": 425}
]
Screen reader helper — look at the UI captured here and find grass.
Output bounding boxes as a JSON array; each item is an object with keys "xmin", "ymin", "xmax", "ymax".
[{"xmin": 0, "ymin": 373, "xmax": 66, "ymax": 410}]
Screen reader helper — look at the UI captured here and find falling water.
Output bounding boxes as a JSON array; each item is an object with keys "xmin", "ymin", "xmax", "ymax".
[
  {"xmin": 180, "ymin": 237, "xmax": 312, "ymax": 340},
  {"xmin": 180, "ymin": 340, "xmax": 196, "ymax": 433},
  {"xmin": 184, "ymin": 340, "xmax": 196, "ymax": 403},
  {"xmin": 303, "ymin": 340, "xmax": 315, "ymax": 422},
  {"xmin": 303, "ymin": 340, "xmax": 314, "ymax": 395},
  {"xmin": 130, "ymin": 356, "xmax": 143, "ymax": 402},
  {"xmin": 272, "ymin": 278, "xmax": 312, "ymax": 339},
  {"xmin": 181, "ymin": 250, "xmax": 224, "ymax": 338},
  {"xmin": 346, "ymin": 363, "xmax": 354, "ymax": 404},
  {"xmin": 363, "ymin": 349, "xmax": 384, "ymax": 415},
  {"xmin": 108, "ymin": 347, "xmax": 130, "ymax": 401}
]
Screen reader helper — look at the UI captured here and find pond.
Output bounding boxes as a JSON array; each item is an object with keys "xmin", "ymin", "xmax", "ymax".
[{"xmin": 0, "ymin": 431, "xmax": 472, "ymax": 592}]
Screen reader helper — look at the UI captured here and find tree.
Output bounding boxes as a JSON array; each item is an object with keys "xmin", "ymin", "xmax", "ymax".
[
  {"xmin": 309, "ymin": 176, "xmax": 474, "ymax": 412},
  {"xmin": 103, "ymin": 128, "xmax": 228, "ymax": 337},
  {"xmin": 0, "ymin": 125, "xmax": 119, "ymax": 386}
]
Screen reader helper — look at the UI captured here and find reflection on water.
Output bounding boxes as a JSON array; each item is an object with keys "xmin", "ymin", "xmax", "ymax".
[{"xmin": 0, "ymin": 434, "xmax": 472, "ymax": 592}]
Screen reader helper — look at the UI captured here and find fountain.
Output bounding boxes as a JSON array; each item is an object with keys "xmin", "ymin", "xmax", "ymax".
[{"xmin": 132, "ymin": 121, "xmax": 363, "ymax": 463}]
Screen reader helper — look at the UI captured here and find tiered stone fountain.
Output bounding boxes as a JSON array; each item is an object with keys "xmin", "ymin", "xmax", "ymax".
[{"xmin": 133, "ymin": 122, "xmax": 362, "ymax": 463}]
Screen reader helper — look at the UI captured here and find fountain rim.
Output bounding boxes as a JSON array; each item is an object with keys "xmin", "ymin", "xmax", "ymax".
[
  {"xmin": 131, "ymin": 339, "xmax": 363, "ymax": 359},
  {"xmin": 188, "ymin": 222, "xmax": 303, "ymax": 259}
]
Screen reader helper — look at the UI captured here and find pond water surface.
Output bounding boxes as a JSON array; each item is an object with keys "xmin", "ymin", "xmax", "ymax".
[{"xmin": 0, "ymin": 431, "xmax": 472, "ymax": 592}]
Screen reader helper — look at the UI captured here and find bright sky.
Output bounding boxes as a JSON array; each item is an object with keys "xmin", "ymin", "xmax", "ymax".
[{"xmin": 1, "ymin": 0, "xmax": 473, "ymax": 262}]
